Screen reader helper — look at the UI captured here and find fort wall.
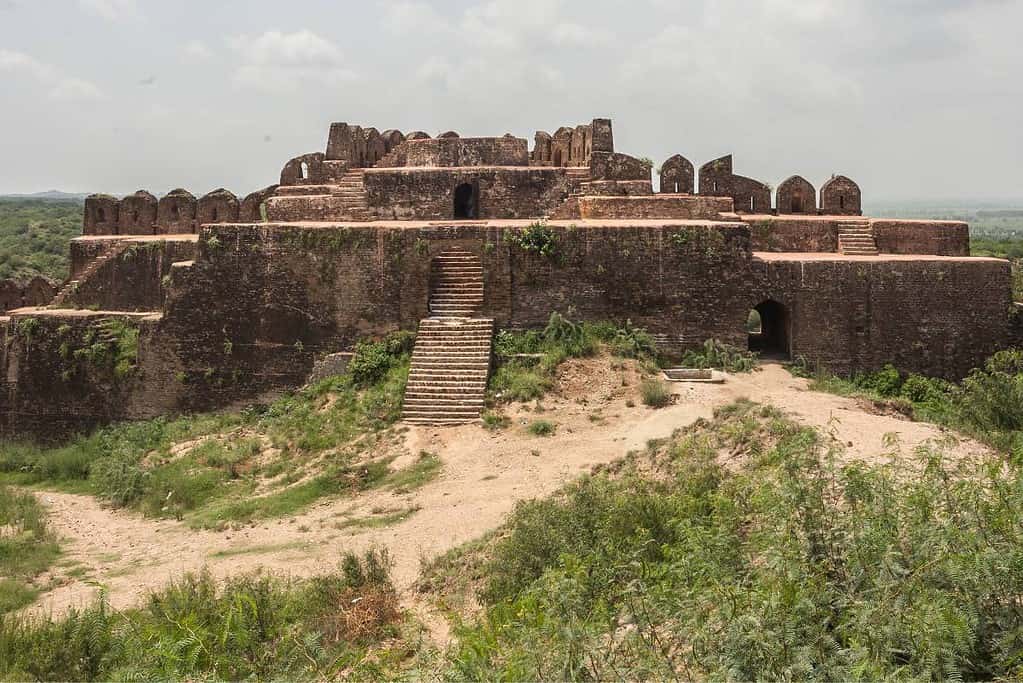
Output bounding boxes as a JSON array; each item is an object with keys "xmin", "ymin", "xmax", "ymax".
[{"xmin": 65, "ymin": 237, "xmax": 198, "ymax": 311}]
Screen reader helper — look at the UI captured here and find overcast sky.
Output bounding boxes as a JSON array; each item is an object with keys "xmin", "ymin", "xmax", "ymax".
[{"xmin": 0, "ymin": 0, "xmax": 1020, "ymax": 201}]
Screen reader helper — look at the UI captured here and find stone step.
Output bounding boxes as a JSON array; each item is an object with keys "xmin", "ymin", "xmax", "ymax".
[
  {"xmin": 410, "ymin": 362, "xmax": 490, "ymax": 372},
  {"xmin": 403, "ymin": 398, "xmax": 485, "ymax": 407},
  {"xmin": 403, "ymin": 417, "xmax": 481, "ymax": 425}
]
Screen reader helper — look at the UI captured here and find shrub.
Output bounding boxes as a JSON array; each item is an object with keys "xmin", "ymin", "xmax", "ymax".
[
  {"xmin": 512, "ymin": 221, "xmax": 560, "ymax": 261},
  {"xmin": 0, "ymin": 550, "xmax": 401, "ymax": 680},
  {"xmin": 348, "ymin": 330, "xmax": 414, "ymax": 386},
  {"xmin": 527, "ymin": 420, "xmax": 556, "ymax": 437},
  {"xmin": 853, "ymin": 363, "xmax": 902, "ymax": 396},
  {"xmin": 482, "ymin": 411, "xmax": 510, "ymax": 431},
  {"xmin": 448, "ymin": 401, "xmax": 1023, "ymax": 680},
  {"xmin": 640, "ymin": 378, "xmax": 672, "ymax": 407},
  {"xmin": 682, "ymin": 338, "xmax": 758, "ymax": 373}
]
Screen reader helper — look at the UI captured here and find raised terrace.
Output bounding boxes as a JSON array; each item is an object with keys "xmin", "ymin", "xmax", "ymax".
[{"xmin": 1, "ymin": 116, "xmax": 1019, "ymax": 438}]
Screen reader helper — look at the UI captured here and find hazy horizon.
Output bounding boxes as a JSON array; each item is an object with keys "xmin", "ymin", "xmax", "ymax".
[{"xmin": 1, "ymin": 0, "xmax": 1020, "ymax": 201}]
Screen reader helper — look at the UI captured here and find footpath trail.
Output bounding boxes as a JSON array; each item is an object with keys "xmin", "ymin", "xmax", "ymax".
[{"xmin": 31, "ymin": 363, "xmax": 988, "ymax": 623}]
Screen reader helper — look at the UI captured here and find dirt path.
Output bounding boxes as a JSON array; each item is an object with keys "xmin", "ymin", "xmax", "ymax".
[{"xmin": 30, "ymin": 363, "xmax": 989, "ymax": 636}]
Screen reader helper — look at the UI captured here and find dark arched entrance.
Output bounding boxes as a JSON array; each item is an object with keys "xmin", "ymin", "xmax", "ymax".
[
  {"xmin": 747, "ymin": 300, "xmax": 790, "ymax": 359},
  {"xmin": 453, "ymin": 182, "xmax": 478, "ymax": 219}
]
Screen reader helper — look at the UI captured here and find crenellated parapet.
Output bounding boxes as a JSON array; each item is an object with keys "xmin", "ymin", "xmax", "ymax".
[{"xmin": 84, "ymin": 187, "xmax": 256, "ymax": 236}]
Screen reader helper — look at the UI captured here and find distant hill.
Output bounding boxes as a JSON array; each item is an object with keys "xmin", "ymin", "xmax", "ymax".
[{"xmin": 0, "ymin": 191, "xmax": 89, "ymax": 201}]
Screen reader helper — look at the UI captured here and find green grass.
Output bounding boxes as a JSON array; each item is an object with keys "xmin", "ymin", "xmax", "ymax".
[
  {"xmin": 489, "ymin": 313, "xmax": 657, "ymax": 404},
  {"xmin": 428, "ymin": 399, "xmax": 1023, "ymax": 680},
  {"xmin": 382, "ymin": 451, "xmax": 442, "ymax": 494},
  {"xmin": 336, "ymin": 505, "xmax": 421, "ymax": 531},
  {"xmin": 0, "ymin": 333, "xmax": 414, "ymax": 526},
  {"xmin": 526, "ymin": 420, "xmax": 556, "ymax": 436},
  {"xmin": 0, "ymin": 485, "xmax": 60, "ymax": 615},
  {"xmin": 0, "ymin": 550, "xmax": 409, "ymax": 681}
]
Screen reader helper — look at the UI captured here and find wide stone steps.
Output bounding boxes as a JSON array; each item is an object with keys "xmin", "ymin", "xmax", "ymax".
[{"xmin": 402, "ymin": 313, "xmax": 494, "ymax": 425}]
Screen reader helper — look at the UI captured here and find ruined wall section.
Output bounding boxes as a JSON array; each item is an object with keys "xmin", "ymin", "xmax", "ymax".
[
  {"xmin": 0, "ymin": 276, "xmax": 58, "ymax": 313},
  {"xmin": 65, "ymin": 238, "xmax": 198, "ymax": 311},
  {"xmin": 755, "ymin": 256, "xmax": 1012, "ymax": 378},
  {"xmin": 699, "ymin": 155, "xmax": 772, "ymax": 214},
  {"xmin": 531, "ymin": 118, "xmax": 610, "ymax": 166},
  {"xmin": 0, "ymin": 312, "xmax": 180, "ymax": 438}
]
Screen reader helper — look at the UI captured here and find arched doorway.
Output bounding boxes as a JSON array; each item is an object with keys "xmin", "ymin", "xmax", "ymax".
[
  {"xmin": 453, "ymin": 182, "xmax": 478, "ymax": 219},
  {"xmin": 747, "ymin": 299, "xmax": 790, "ymax": 358}
]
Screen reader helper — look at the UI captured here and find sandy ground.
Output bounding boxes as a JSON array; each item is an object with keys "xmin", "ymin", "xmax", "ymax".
[{"xmin": 27, "ymin": 362, "xmax": 989, "ymax": 641}]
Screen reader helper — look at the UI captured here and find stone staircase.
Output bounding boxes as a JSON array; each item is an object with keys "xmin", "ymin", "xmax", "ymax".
[
  {"xmin": 428, "ymin": 247, "xmax": 484, "ymax": 317},
  {"xmin": 335, "ymin": 169, "xmax": 371, "ymax": 220},
  {"xmin": 837, "ymin": 219, "xmax": 878, "ymax": 256},
  {"xmin": 50, "ymin": 240, "xmax": 126, "ymax": 308},
  {"xmin": 402, "ymin": 246, "xmax": 493, "ymax": 425},
  {"xmin": 548, "ymin": 167, "xmax": 591, "ymax": 220},
  {"xmin": 401, "ymin": 318, "xmax": 494, "ymax": 425}
]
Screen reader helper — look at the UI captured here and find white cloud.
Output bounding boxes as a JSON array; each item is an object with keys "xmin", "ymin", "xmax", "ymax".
[
  {"xmin": 78, "ymin": 0, "xmax": 139, "ymax": 22},
  {"xmin": 181, "ymin": 39, "xmax": 214, "ymax": 62},
  {"xmin": 228, "ymin": 30, "xmax": 358, "ymax": 92},
  {"xmin": 0, "ymin": 49, "xmax": 103, "ymax": 100},
  {"xmin": 382, "ymin": 1, "xmax": 450, "ymax": 35}
]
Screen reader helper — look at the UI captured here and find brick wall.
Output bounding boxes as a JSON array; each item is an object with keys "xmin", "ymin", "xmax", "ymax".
[
  {"xmin": 362, "ymin": 168, "xmax": 571, "ymax": 220},
  {"xmin": 872, "ymin": 220, "xmax": 969, "ymax": 256},
  {"xmin": 66, "ymin": 238, "xmax": 198, "ymax": 311}
]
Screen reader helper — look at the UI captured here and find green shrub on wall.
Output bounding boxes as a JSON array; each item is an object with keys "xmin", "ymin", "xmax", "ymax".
[{"xmin": 511, "ymin": 221, "xmax": 561, "ymax": 262}]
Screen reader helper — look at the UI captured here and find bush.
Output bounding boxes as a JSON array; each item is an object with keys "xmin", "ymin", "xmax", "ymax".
[
  {"xmin": 348, "ymin": 331, "xmax": 414, "ymax": 387},
  {"xmin": 853, "ymin": 363, "xmax": 902, "ymax": 396},
  {"xmin": 682, "ymin": 338, "xmax": 758, "ymax": 373},
  {"xmin": 639, "ymin": 378, "xmax": 672, "ymax": 407},
  {"xmin": 448, "ymin": 401, "xmax": 1023, "ymax": 680},
  {"xmin": 0, "ymin": 550, "xmax": 401, "ymax": 680},
  {"xmin": 527, "ymin": 420, "xmax": 556, "ymax": 437}
]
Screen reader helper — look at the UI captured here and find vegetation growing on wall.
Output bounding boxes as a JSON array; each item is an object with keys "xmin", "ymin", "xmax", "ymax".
[{"xmin": 510, "ymin": 221, "xmax": 560, "ymax": 262}]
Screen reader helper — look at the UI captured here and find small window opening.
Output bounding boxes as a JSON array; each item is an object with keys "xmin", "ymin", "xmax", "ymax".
[
  {"xmin": 791, "ymin": 195, "xmax": 803, "ymax": 213},
  {"xmin": 97, "ymin": 207, "xmax": 106, "ymax": 222},
  {"xmin": 171, "ymin": 204, "xmax": 179, "ymax": 219},
  {"xmin": 300, "ymin": 161, "xmax": 309, "ymax": 180},
  {"xmin": 839, "ymin": 195, "xmax": 845, "ymax": 210}
]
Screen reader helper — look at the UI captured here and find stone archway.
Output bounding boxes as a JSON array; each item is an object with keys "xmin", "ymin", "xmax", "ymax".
[{"xmin": 747, "ymin": 299, "xmax": 790, "ymax": 358}]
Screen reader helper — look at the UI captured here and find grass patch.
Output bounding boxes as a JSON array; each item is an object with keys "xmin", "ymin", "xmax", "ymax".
[
  {"xmin": 481, "ymin": 411, "xmax": 510, "ymax": 431},
  {"xmin": 0, "ymin": 550, "xmax": 408, "ymax": 681},
  {"xmin": 526, "ymin": 420, "xmax": 556, "ymax": 437},
  {"xmin": 0, "ymin": 485, "xmax": 60, "ymax": 615},
  {"xmin": 336, "ymin": 505, "xmax": 421, "ymax": 531},
  {"xmin": 639, "ymin": 377, "xmax": 672, "ymax": 407},
  {"xmin": 681, "ymin": 337, "xmax": 759, "ymax": 372},
  {"xmin": 383, "ymin": 452, "xmax": 442, "ymax": 493},
  {"xmin": 489, "ymin": 313, "xmax": 656, "ymax": 404}
]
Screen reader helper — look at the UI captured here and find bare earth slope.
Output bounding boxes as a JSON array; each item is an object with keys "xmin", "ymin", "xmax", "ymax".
[{"xmin": 31, "ymin": 362, "xmax": 988, "ymax": 623}]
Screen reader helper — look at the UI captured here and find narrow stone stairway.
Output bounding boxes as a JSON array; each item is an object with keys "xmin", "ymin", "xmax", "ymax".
[
  {"xmin": 334, "ymin": 169, "xmax": 371, "ymax": 220},
  {"xmin": 428, "ymin": 247, "xmax": 484, "ymax": 317},
  {"xmin": 402, "ymin": 246, "xmax": 493, "ymax": 425},
  {"xmin": 837, "ymin": 219, "xmax": 878, "ymax": 255},
  {"xmin": 50, "ymin": 241, "xmax": 127, "ymax": 308}
]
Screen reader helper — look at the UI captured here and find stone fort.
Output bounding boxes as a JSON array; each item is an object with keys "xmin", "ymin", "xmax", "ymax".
[{"xmin": 1, "ymin": 117, "xmax": 1020, "ymax": 436}]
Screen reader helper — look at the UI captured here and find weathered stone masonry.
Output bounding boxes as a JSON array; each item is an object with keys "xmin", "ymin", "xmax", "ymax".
[{"xmin": 0, "ymin": 116, "xmax": 1017, "ymax": 437}]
